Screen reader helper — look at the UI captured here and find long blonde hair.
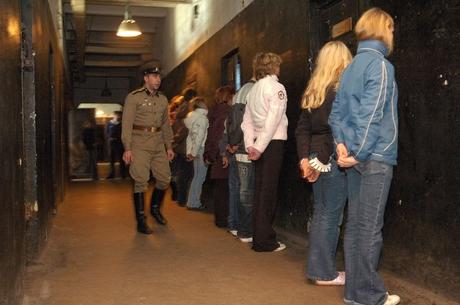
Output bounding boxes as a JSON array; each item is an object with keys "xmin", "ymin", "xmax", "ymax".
[
  {"xmin": 355, "ymin": 7, "xmax": 395, "ymax": 54},
  {"xmin": 301, "ymin": 41, "xmax": 352, "ymax": 110}
]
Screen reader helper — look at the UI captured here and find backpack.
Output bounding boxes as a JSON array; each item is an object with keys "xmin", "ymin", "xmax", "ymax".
[
  {"xmin": 227, "ymin": 103, "xmax": 246, "ymax": 146},
  {"xmin": 226, "ymin": 80, "xmax": 255, "ymax": 146}
]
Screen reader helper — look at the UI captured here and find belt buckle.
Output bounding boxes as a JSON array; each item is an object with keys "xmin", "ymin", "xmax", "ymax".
[{"xmin": 149, "ymin": 127, "xmax": 155, "ymax": 132}]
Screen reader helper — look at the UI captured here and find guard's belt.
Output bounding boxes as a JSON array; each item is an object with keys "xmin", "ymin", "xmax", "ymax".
[{"xmin": 133, "ymin": 125, "xmax": 161, "ymax": 132}]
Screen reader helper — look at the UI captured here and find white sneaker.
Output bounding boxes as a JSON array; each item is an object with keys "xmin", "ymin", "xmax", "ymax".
[
  {"xmin": 273, "ymin": 242, "xmax": 286, "ymax": 252},
  {"xmin": 228, "ymin": 230, "xmax": 238, "ymax": 237},
  {"xmin": 384, "ymin": 294, "xmax": 400, "ymax": 305},
  {"xmin": 239, "ymin": 237, "xmax": 253, "ymax": 243},
  {"xmin": 314, "ymin": 271, "xmax": 345, "ymax": 286}
]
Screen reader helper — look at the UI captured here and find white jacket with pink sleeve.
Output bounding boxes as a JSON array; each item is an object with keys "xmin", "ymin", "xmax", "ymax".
[{"xmin": 241, "ymin": 74, "xmax": 288, "ymax": 153}]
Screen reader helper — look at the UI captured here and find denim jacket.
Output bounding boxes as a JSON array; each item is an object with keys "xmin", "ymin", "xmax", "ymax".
[{"xmin": 329, "ymin": 40, "xmax": 399, "ymax": 165}]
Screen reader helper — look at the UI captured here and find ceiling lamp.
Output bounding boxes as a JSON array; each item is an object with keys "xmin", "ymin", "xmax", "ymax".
[
  {"xmin": 101, "ymin": 78, "xmax": 112, "ymax": 97},
  {"xmin": 116, "ymin": 4, "xmax": 142, "ymax": 37}
]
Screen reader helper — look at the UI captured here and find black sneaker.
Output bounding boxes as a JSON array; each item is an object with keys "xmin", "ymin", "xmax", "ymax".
[{"xmin": 187, "ymin": 205, "xmax": 206, "ymax": 211}]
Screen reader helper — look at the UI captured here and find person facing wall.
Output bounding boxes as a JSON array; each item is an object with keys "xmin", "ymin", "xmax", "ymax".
[
  {"xmin": 169, "ymin": 95, "xmax": 193, "ymax": 205},
  {"xmin": 184, "ymin": 97, "xmax": 209, "ymax": 210},
  {"xmin": 295, "ymin": 40, "xmax": 352, "ymax": 286},
  {"xmin": 241, "ymin": 52, "xmax": 288, "ymax": 252},
  {"xmin": 328, "ymin": 7, "xmax": 400, "ymax": 305},
  {"xmin": 204, "ymin": 85, "xmax": 235, "ymax": 228},
  {"xmin": 222, "ymin": 52, "xmax": 263, "ymax": 243}
]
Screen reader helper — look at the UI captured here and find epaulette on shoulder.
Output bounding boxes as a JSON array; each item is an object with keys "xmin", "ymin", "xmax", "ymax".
[{"xmin": 130, "ymin": 87, "xmax": 146, "ymax": 95}]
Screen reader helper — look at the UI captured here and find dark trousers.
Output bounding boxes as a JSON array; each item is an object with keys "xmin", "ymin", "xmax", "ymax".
[
  {"xmin": 252, "ymin": 140, "xmax": 285, "ymax": 252},
  {"xmin": 213, "ymin": 179, "xmax": 229, "ymax": 228},
  {"xmin": 109, "ymin": 140, "xmax": 126, "ymax": 177},
  {"xmin": 87, "ymin": 148, "xmax": 99, "ymax": 180},
  {"xmin": 172, "ymin": 153, "xmax": 193, "ymax": 204}
]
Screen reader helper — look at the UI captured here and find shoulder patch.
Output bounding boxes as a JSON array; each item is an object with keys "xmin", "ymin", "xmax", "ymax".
[
  {"xmin": 131, "ymin": 87, "xmax": 146, "ymax": 95},
  {"xmin": 278, "ymin": 91, "xmax": 285, "ymax": 100}
]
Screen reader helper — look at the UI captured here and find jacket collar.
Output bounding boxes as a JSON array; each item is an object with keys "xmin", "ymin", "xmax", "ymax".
[
  {"xmin": 142, "ymin": 87, "xmax": 160, "ymax": 96},
  {"xmin": 195, "ymin": 108, "xmax": 208, "ymax": 116},
  {"xmin": 357, "ymin": 40, "xmax": 388, "ymax": 57}
]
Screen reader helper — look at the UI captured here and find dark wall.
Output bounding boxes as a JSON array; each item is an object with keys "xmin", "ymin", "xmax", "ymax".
[
  {"xmin": 369, "ymin": 0, "xmax": 460, "ymax": 298},
  {"xmin": 24, "ymin": 0, "xmax": 68, "ymax": 261},
  {"xmin": 0, "ymin": 1, "xmax": 25, "ymax": 304},
  {"xmin": 30, "ymin": 0, "xmax": 56, "ymax": 258},
  {"xmin": 163, "ymin": 0, "xmax": 460, "ymax": 299},
  {"xmin": 0, "ymin": 0, "xmax": 68, "ymax": 303},
  {"xmin": 162, "ymin": 0, "xmax": 313, "ymax": 232}
]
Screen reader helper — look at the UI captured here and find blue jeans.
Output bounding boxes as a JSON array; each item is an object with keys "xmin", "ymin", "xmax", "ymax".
[
  {"xmin": 187, "ymin": 147, "xmax": 208, "ymax": 208},
  {"xmin": 237, "ymin": 160, "xmax": 255, "ymax": 238},
  {"xmin": 227, "ymin": 156, "xmax": 240, "ymax": 230},
  {"xmin": 307, "ymin": 159, "xmax": 347, "ymax": 281},
  {"xmin": 344, "ymin": 160, "xmax": 393, "ymax": 305}
]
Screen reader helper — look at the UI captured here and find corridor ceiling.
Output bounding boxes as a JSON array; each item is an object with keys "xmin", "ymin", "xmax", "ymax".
[{"xmin": 64, "ymin": 0, "xmax": 193, "ymax": 82}]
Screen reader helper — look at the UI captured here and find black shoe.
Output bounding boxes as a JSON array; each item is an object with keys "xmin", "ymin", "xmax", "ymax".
[
  {"xmin": 150, "ymin": 189, "xmax": 167, "ymax": 225},
  {"xmin": 133, "ymin": 193, "xmax": 153, "ymax": 234},
  {"xmin": 106, "ymin": 174, "xmax": 115, "ymax": 179},
  {"xmin": 186, "ymin": 205, "xmax": 206, "ymax": 211},
  {"xmin": 137, "ymin": 217, "xmax": 153, "ymax": 234}
]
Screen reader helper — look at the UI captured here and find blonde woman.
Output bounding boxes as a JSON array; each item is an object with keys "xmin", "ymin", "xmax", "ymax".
[
  {"xmin": 295, "ymin": 41, "xmax": 352, "ymax": 286},
  {"xmin": 329, "ymin": 8, "xmax": 400, "ymax": 305}
]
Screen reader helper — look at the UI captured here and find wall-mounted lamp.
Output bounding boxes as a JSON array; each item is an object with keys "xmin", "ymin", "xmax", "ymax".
[
  {"xmin": 117, "ymin": 4, "xmax": 142, "ymax": 37},
  {"xmin": 193, "ymin": 4, "xmax": 199, "ymax": 19}
]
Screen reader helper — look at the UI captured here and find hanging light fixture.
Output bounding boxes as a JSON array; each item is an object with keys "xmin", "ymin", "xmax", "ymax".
[
  {"xmin": 101, "ymin": 77, "xmax": 112, "ymax": 97},
  {"xmin": 116, "ymin": 3, "xmax": 142, "ymax": 37}
]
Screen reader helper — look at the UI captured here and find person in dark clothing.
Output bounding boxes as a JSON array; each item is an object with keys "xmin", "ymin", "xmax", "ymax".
[
  {"xmin": 82, "ymin": 120, "xmax": 99, "ymax": 180},
  {"xmin": 204, "ymin": 85, "xmax": 234, "ymax": 228},
  {"xmin": 295, "ymin": 41, "xmax": 352, "ymax": 286},
  {"xmin": 169, "ymin": 95, "xmax": 193, "ymax": 206},
  {"xmin": 106, "ymin": 111, "xmax": 126, "ymax": 179},
  {"xmin": 222, "ymin": 54, "xmax": 260, "ymax": 241}
]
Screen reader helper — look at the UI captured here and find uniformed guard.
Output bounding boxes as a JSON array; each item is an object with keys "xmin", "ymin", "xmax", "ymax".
[{"xmin": 121, "ymin": 63, "xmax": 175, "ymax": 234}]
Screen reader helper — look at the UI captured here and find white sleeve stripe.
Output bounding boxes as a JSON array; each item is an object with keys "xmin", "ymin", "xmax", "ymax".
[
  {"xmin": 384, "ymin": 81, "xmax": 397, "ymax": 151},
  {"xmin": 382, "ymin": 66, "xmax": 388, "ymax": 120},
  {"xmin": 356, "ymin": 61, "xmax": 387, "ymax": 156}
]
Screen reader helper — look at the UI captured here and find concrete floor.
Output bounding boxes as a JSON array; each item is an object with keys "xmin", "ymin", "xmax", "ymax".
[{"xmin": 23, "ymin": 180, "xmax": 459, "ymax": 305}]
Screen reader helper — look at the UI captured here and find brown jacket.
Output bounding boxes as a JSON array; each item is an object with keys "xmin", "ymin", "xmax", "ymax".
[{"xmin": 172, "ymin": 102, "xmax": 189, "ymax": 155}]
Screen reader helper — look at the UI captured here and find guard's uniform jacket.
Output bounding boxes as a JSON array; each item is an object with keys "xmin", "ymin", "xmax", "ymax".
[{"xmin": 122, "ymin": 87, "xmax": 173, "ymax": 193}]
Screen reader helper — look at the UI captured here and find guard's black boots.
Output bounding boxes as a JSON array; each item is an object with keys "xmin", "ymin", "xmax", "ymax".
[
  {"xmin": 150, "ymin": 188, "xmax": 167, "ymax": 225},
  {"xmin": 133, "ymin": 192, "xmax": 153, "ymax": 234}
]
